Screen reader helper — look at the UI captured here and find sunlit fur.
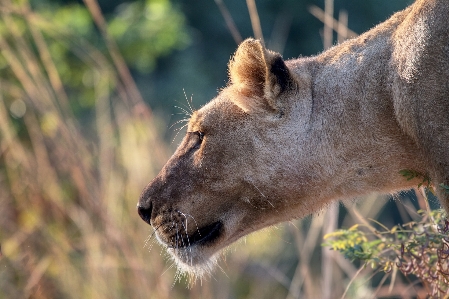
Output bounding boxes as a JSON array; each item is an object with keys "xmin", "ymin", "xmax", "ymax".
[{"xmin": 139, "ymin": 0, "xmax": 449, "ymax": 278}]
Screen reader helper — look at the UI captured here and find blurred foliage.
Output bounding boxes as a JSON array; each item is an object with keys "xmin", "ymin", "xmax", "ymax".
[
  {"xmin": 324, "ymin": 208, "xmax": 449, "ymax": 298},
  {"xmin": 109, "ymin": 0, "xmax": 189, "ymax": 73},
  {"xmin": 0, "ymin": 0, "xmax": 179, "ymax": 298},
  {"xmin": 24, "ymin": 0, "xmax": 187, "ymax": 113}
]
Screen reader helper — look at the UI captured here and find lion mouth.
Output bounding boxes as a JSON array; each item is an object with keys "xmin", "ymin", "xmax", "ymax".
[{"xmin": 167, "ymin": 221, "xmax": 223, "ymax": 249}]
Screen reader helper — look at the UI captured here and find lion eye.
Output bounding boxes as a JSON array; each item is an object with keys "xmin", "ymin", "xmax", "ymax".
[
  {"xmin": 196, "ymin": 131, "xmax": 204, "ymax": 142},
  {"xmin": 187, "ymin": 131, "xmax": 204, "ymax": 148}
]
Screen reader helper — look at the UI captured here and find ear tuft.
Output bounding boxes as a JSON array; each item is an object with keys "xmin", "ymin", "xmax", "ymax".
[
  {"xmin": 268, "ymin": 56, "xmax": 290, "ymax": 94},
  {"xmin": 228, "ymin": 38, "xmax": 294, "ymax": 114},
  {"xmin": 228, "ymin": 39, "xmax": 266, "ymax": 97}
]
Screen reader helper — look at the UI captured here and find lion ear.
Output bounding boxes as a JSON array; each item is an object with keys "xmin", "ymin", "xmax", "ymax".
[{"xmin": 228, "ymin": 38, "xmax": 293, "ymax": 113}]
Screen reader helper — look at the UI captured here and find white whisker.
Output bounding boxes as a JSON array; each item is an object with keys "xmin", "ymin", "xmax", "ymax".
[
  {"xmin": 169, "ymin": 118, "xmax": 189, "ymax": 130},
  {"xmin": 161, "ymin": 261, "xmax": 176, "ymax": 277},
  {"xmin": 216, "ymin": 263, "xmax": 229, "ymax": 278},
  {"xmin": 177, "ymin": 210, "xmax": 202, "ymax": 236},
  {"xmin": 183, "ymin": 88, "xmax": 195, "ymax": 115},
  {"xmin": 174, "ymin": 105, "xmax": 192, "ymax": 117},
  {"xmin": 171, "ymin": 123, "xmax": 189, "ymax": 144},
  {"xmin": 178, "ymin": 217, "xmax": 191, "ymax": 248},
  {"xmin": 251, "ymin": 181, "xmax": 275, "ymax": 208}
]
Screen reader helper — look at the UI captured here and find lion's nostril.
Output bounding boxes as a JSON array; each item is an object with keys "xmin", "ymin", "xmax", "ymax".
[{"xmin": 137, "ymin": 203, "xmax": 153, "ymax": 226}]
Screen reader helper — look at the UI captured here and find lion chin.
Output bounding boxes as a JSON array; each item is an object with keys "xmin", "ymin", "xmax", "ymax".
[
  {"xmin": 166, "ymin": 245, "xmax": 220, "ymax": 280},
  {"xmin": 155, "ymin": 224, "xmax": 230, "ymax": 281},
  {"xmin": 151, "ymin": 212, "xmax": 249, "ymax": 280}
]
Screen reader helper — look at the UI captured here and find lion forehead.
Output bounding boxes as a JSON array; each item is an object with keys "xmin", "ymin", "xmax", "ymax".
[{"xmin": 189, "ymin": 93, "xmax": 248, "ymax": 132}]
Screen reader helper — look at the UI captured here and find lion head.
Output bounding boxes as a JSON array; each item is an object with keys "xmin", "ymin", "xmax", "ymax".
[
  {"xmin": 137, "ymin": 38, "xmax": 424, "ymax": 277},
  {"xmin": 137, "ymin": 39, "xmax": 320, "ymax": 275}
]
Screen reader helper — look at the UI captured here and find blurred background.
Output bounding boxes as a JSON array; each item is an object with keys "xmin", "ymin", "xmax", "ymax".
[{"xmin": 0, "ymin": 0, "xmax": 437, "ymax": 298}]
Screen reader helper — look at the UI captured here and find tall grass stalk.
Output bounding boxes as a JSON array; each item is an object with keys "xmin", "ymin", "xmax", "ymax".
[{"xmin": 0, "ymin": 1, "xmax": 174, "ymax": 298}]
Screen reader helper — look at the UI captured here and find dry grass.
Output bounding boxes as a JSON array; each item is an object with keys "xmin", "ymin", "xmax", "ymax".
[{"xmin": 0, "ymin": 1, "xmax": 175, "ymax": 298}]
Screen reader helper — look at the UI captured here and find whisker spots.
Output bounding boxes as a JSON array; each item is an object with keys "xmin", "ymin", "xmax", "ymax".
[
  {"xmin": 178, "ymin": 219, "xmax": 192, "ymax": 248},
  {"xmin": 176, "ymin": 210, "xmax": 203, "ymax": 237},
  {"xmin": 142, "ymin": 208, "xmax": 223, "ymax": 286}
]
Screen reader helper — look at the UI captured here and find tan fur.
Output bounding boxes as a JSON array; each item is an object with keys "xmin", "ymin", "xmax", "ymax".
[{"xmin": 138, "ymin": 0, "xmax": 449, "ymax": 276}]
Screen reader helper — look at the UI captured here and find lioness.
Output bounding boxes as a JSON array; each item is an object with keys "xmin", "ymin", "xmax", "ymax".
[{"xmin": 138, "ymin": 0, "xmax": 449, "ymax": 276}]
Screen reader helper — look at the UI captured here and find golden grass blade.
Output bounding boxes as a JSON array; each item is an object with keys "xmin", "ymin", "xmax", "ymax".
[
  {"xmin": 214, "ymin": 0, "xmax": 243, "ymax": 44},
  {"xmin": 308, "ymin": 5, "xmax": 358, "ymax": 39},
  {"xmin": 246, "ymin": 0, "xmax": 264, "ymax": 43},
  {"xmin": 83, "ymin": 0, "xmax": 146, "ymax": 110}
]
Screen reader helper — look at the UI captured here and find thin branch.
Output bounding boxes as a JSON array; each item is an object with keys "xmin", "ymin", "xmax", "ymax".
[
  {"xmin": 309, "ymin": 5, "xmax": 358, "ymax": 39},
  {"xmin": 340, "ymin": 266, "xmax": 366, "ymax": 299},
  {"xmin": 337, "ymin": 10, "xmax": 349, "ymax": 43},
  {"xmin": 323, "ymin": 0, "xmax": 334, "ymax": 50},
  {"xmin": 287, "ymin": 216, "xmax": 325, "ymax": 299},
  {"xmin": 214, "ymin": 0, "xmax": 243, "ymax": 44},
  {"xmin": 21, "ymin": 2, "xmax": 73, "ymax": 119},
  {"xmin": 372, "ymin": 271, "xmax": 391, "ymax": 298},
  {"xmin": 246, "ymin": 0, "xmax": 263, "ymax": 43},
  {"xmin": 82, "ymin": 0, "xmax": 147, "ymax": 111},
  {"xmin": 322, "ymin": 202, "xmax": 339, "ymax": 299}
]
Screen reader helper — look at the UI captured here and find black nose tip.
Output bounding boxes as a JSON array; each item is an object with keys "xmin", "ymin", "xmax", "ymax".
[{"xmin": 137, "ymin": 203, "xmax": 153, "ymax": 226}]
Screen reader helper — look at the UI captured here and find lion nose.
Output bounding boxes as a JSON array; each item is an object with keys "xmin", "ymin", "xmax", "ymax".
[{"xmin": 137, "ymin": 202, "xmax": 153, "ymax": 226}]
